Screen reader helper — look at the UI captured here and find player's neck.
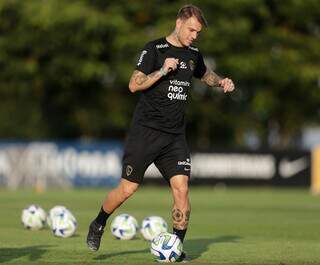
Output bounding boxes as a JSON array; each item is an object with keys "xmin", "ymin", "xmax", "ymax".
[{"xmin": 166, "ymin": 32, "xmax": 184, "ymax": 48}]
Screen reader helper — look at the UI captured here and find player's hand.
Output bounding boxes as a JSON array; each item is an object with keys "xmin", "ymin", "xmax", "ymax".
[
  {"xmin": 219, "ymin": 78, "xmax": 235, "ymax": 93},
  {"xmin": 162, "ymin": 58, "xmax": 179, "ymax": 73}
]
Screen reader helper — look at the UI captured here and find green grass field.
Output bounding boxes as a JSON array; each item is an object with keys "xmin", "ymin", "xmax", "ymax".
[{"xmin": 0, "ymin": 187, "xmax": 320, "ymax": 265}]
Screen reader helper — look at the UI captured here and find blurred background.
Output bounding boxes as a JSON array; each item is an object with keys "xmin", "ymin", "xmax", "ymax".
[{"xmin": 0, "ymin": 0, "xmax": 319, "ymax": 190}]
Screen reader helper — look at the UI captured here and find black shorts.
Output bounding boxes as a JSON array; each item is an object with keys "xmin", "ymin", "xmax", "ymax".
[{"xmin": 121, "ymin": 124, "xmax": 191, "ymax": 184}]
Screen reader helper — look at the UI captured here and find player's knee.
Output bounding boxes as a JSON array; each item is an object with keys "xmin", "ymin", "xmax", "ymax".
[{"xmin": 172, "ymin": 185, "xmax": 189, "ymax": 199}]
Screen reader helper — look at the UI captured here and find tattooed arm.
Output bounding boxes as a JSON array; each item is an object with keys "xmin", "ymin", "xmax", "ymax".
[
  {"xmin": 128, "ymin": 70, "xmax": 163, "ymax": 93},
  {"xmin": 201, "ymin": 68, "xmax": 235, "ymax": 93},
  {"xmin": 201, "ymin": 68, "xmax": 222, "ymax": 87},
  {"xmin": 129, "ymin": 57, "xmax": 179, "ymax": 93}
]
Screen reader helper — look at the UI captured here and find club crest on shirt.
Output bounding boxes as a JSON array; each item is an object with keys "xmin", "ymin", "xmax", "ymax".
[
  {"xmin": 189, "ymin": 60, "xmax": 195, "ymax": 71},
  {"xmin": 126, "ymin": 165, "xmax": 133, "ymax": 176}
]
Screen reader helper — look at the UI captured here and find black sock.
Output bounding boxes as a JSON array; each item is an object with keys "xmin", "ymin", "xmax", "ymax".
[
  {"xmin": 95, "ymin": 207, "xmax": 111, "ymax": 227},
  {"xmin": 173, "ymin": 228, "xmax": 187, "ymax": 243}
]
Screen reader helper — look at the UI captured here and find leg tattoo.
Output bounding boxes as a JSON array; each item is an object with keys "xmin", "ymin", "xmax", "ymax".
[{"xmin": 172, "ymin": 208, "xmax": 191, "ymax": 230}]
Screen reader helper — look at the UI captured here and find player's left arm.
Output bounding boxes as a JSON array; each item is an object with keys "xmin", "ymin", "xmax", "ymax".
[{"xmin": 201, "ymin": 68, "xmax": 235, "ymax": 93}]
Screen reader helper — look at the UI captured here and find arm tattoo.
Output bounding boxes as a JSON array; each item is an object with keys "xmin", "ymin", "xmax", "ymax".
[
  {"xmin": 172, "ymin": 208, "xmax": 191, "ymax": 230},
  {"xmin": 201, "ymin": 69, "xmax": 221, "ymax": 87},
  {"xmin": 132, "ymin": 70, "xmax": 148, "ymax": 85},
  {"xmin": 131, "ymin": 70, "xmax": 160, "ymax": 86}
]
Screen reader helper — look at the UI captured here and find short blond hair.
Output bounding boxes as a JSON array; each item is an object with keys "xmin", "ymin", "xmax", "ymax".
[{"xmin": 177, "ymin": 5, "xmax": 208, "ymax": 27}]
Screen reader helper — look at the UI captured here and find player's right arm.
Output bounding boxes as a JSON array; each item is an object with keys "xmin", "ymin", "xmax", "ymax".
[
  {"xmin": 128, "ymin": 70, "xmax": 161, "ymax": 93},
  {"xmin": 128, "ymin": 58, "xmax": 178, "ymax": 93}
]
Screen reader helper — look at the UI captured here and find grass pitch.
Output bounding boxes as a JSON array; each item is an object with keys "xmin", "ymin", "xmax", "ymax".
[{"xmin": 0, "ymin": 186, "xmax": 320, "ymax": 265}]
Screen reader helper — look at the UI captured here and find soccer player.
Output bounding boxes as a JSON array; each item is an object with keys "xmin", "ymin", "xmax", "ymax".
[{"xmin": 87, "ymin": 4, "xmax": 235, "ymax": 262}]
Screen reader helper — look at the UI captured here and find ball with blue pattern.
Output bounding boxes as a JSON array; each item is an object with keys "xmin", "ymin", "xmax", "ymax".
[
  {"xmin": 151, "ymin": 232, "xmax": 183, "ymax": 262},
  {"xmin": 110, "ymin": 213, "xmax": 138, "ymax": 240},
  {"xmin": 51, "ymin": 208, "xmax": 77, "ymax": 238},
  {"xmin": 47, "ymin": 205, "xmax": 70, "ymax": 228},
  {"xmin": 21, "ymin": 204, "xmax": 47, "ymax": 230},
  {"xmin": 141, "ymin": 216, "xmax": 168, "ymax": 241}
]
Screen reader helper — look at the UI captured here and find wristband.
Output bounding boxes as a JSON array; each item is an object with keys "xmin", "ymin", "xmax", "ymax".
[{"xmin": 160, "ymin": 67, "xmax": 168, "ymax": 76}]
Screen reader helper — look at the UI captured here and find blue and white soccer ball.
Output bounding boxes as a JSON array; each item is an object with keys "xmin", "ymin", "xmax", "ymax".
[
  {"xmin": 51, "ymin": 207, "xmax": 77, "ymax": 238},
  {"xmin": 151, "ymin": 232, "xmax": 183, "ymax": 262},
  {"xmin": 21, "ymin": 204, "xmax": 47, "ymax": 230},
  {"xmin": 47, "ymin": 205, "xmax": 69, "ymax": 228},
  {"xmin": 141, "ymin": 216, "xmax": 168, "ymax": 241},
  {"xmin": 110, "ymin": 213, "xmax": 138, "ymax": 240}
]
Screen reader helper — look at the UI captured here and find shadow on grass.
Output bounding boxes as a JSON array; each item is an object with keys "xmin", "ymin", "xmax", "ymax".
[
  {"xmin": 94, "ymin": 248, "xmax": 149, "ymax": 260},
  {"xmin": 0, "ymin": 245, "xmax": 53, "ymax": 263},
  {"xmin": 185, "ymin": 235, "xmax": 241, "ymax": 260},
  {"xmin": 94, "ymin": 235, "xmax": 240, "ymax": 261}
]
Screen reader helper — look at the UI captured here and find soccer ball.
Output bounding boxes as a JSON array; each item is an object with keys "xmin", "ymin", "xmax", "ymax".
[
  {"xmin": 47, "ymin": 205, "xmax": 71, "ymax": 228},
  {"xmin": 21, "ymin": 204, "xmax": 47, "ymax": 230},
  {"xmin": 47, "ymin": 205, "xmax": 66, "ymax": 228},
  {"xmin": 151, "ymin": 232, "xmax": 183, "ymax": 262},
  {"xmin": 51, "ymin": 208, "xmax": 77, "ymax": 238},
  {"xmin": 110, "ymin": 213, "xmax": 138, "ymax": 240},
  {"xmin": 141, "ymin": 216, "xmax": 168, "ymax": 241}
]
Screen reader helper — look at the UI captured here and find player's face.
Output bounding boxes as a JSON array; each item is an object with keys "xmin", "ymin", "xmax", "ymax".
[{"xmin": 176, "ymin": 16, "xmax": 202, "ymax": 47}]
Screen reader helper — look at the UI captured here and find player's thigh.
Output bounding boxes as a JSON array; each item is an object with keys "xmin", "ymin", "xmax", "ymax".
[
  {"xmin": 122, "ymin": 125, "xmax": 164, "ymax": 184},
  {"xmin": 154, "ymin": 134, "xmax": 191, "ymax": 182}
]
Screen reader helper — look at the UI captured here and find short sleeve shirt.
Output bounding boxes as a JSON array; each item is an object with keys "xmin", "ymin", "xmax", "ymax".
[{"xmin": 132, "ymin": 37, "xmax": 207, "ymax": 134}]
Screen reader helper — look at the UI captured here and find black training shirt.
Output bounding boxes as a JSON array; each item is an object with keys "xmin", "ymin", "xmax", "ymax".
[{"xmin": 132, "ymin": 37, "xmax": 207, "ymax": 134}]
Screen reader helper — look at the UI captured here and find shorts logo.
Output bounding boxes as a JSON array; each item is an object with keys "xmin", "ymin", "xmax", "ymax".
[
  {"xmin": 126, "ymin": 165, "xmax": 133, "ymax": 176},
  {"xmin": 189, "ymin": 60, "xmax": 195, "ymax": 71},
  {"xmin": 178, "ymin": 158, "xmax": 191, "ymax": 166},
  {"xmin": 178, "ymin": 158, "xmax": 191, "ymax": 172}
]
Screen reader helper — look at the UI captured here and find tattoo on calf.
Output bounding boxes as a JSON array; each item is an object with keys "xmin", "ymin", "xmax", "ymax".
[
  {"xmin": 172, "ymin": 208, "xmax": 191, "ymax": 230},
  {"xmin": 185, "ymin": 210, "xmax": 191, "ymax": 222},
  {"xmin": 172, "ymin": 208, "xmax": 184, "ymax": 223}
]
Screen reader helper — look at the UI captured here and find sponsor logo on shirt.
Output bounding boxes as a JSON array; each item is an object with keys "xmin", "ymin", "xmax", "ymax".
[
  {"xmin": 156, "ymin": 43, "xmax": 169, "ymax": 49},
  {"xmin": 179, "ymin": 61, "xmax": 187, "ymax": 69},
  {"xmin": 167, "ymin": 79, "xmax": 190, "ymax": 101},
  {"xmin": 137, "ymin": 50, "xmax": 147, "ymax": 66},
  {"xmin": 188, "ymin": 46, "xmax": 199, "ymax": 52}
]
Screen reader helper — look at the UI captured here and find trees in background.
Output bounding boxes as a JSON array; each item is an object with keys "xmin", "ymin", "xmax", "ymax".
[{"xmin": 0, "ymin": 0, "xmax": 319, "ymax": 148}]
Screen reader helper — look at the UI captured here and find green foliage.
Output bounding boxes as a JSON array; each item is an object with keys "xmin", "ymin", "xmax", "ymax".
[{"xmin": 0, "ymin": 0, "xmax": 319, "ymax": 147}]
